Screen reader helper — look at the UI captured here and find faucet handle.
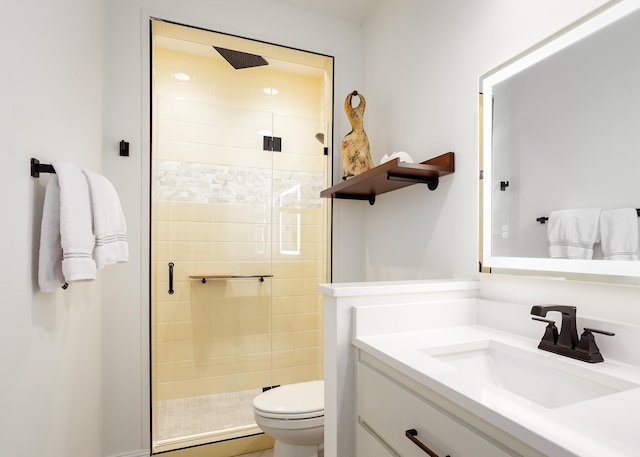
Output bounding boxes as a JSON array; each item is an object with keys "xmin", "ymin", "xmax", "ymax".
[
  {"xmin": 584, "ymin": 327, "xmax": 615, "ymax": 337},
  {"xmin": 575, "ymin": 328, "xmax": 615, "ymax": 363},
  {"xmin": 532, "ymin": 317, "xmax": 558, "ymax": 345}
]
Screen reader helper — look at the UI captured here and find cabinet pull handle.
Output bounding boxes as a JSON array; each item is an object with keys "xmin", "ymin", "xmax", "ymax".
[
  {"xmin": 405, "ymin": 429, "xmax": 449, "ymax": 457},
  {"xmin": 168, "ymin": 262, "xmax": 175, "ymax": 295}
]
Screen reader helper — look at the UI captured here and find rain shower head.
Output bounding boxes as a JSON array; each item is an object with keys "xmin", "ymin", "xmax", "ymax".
[{"xmin": 213, "ymin": 46, "xmax": 268, "ymax": 70}]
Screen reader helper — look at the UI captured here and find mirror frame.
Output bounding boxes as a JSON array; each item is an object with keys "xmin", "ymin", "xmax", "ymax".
[{"xmin": 480, "ymin": 0, "xmax": 640, "ymax": 278}]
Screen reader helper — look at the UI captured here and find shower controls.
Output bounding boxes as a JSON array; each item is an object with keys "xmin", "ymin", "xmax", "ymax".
[{"xmin": 263, "ymin": 136, "xmax": 282, "ymax": 152}]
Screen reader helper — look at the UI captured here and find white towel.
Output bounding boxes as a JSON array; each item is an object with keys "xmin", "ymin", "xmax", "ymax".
[
  {"xmin": 379, "ymin": 151, "xmax": 414, "ymax": 164},
  {"xmin": 53, "ymin": 161, "xmax": 97, "ymax": 281},
  {"xmin": 38, "ymin": 175, "xmax": 65, "ymax": 292},
  {"xmin": 600, "ymin": 208, "xmax": 638, "ymax": 261},
  {"xmin": 82, "ymin": 169, "xmax": 129, "ymax": 268},
  {"xmin": 38, "ymin": 161, "xmax": 97, "ymax": 289},
  {"xmin": 547, "ymin": 208, "xmax": 602, "ymax": 259}
]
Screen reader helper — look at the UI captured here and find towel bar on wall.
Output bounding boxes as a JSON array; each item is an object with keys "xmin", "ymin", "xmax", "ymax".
[
  {"xmin": 31, "ymin": 142, "xmax": 129, "ymax": 176},
  {"xmin": 536, "ymin": 209, "xmax": 640, "ymax": 224},
  {"xmin": 31, "ymin": 158, "xmax": 56, "ymax": 177}
]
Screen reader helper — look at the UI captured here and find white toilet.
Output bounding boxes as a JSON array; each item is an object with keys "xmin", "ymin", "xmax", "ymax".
[{"xmin": 253, "ymin": 380, "xmax": 324, "ymax": 457}]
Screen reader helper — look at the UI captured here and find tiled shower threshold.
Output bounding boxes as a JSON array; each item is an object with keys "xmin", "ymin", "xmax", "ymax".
[{"xmin": 154, "ymin": 388, "xmax": 263, "ymax": 453}]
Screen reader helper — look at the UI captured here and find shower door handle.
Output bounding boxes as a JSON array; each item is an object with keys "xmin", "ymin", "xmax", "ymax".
[{"xmin": 168, "ymin": 262, "xmax": 175, "ymax": 295}]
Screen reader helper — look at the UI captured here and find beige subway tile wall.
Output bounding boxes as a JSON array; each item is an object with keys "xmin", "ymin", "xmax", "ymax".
[{"xmin": 152, "ymin": 46, "xmax": 327, "ymax": 401}]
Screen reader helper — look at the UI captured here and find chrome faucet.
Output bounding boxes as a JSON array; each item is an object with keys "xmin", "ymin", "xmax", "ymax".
[{"xmin": 531, "ymin": 305, "xmax": 614, "ymax": 363}]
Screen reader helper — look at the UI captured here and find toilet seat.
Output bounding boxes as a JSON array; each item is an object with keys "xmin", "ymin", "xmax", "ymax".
[{"xmin": 253, "ymin": 380, "xmax": 324, "ymax": 420}]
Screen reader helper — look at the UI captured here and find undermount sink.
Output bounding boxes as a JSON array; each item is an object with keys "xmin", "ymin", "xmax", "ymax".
[{"xmin": 421, "ymin": 340, "xmax": 638, "ymax": 409}]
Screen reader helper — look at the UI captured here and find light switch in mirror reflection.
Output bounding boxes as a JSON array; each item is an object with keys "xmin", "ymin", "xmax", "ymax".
[{"xmin": 479, "ymin": 0, "xmax": 640, "ymax": 279}]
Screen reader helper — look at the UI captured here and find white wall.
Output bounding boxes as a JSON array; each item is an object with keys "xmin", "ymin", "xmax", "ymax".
[
  {"xmin": 0, "ymin": 1, "xmax": 104, "ymax": 456},
  {"xmin": 359, "ymin": 0, "xmax": 611, "ymax": 281},
  {"xmin": 102, "ymin": 1, "xmax": 364, "ymax": 455},
  {"xmin": 357, "ymin": 0, "xmax": 640, "ymax": 326}
]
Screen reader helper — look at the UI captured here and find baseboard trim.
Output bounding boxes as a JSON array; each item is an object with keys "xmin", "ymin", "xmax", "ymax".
[{"xmin": 107, "ymin": 450, "xmax": 150, "ymax": 457}]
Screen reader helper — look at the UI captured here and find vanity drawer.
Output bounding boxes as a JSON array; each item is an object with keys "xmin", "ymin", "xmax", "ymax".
[
  {"xmin": 357, "ymin": 360, "xmax": 516, "ymax": 457},
  {"xmin": 357, "ymin": 421, "xmax": 398, "ymax": 457}
]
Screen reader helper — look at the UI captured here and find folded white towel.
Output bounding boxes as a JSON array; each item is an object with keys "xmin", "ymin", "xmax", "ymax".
[
  {"xmin": 391, "ymin": 151, "xmax": 413, "ymax": 163},
  {"xmin": 82, "ymin": 169, "xmax": 129, "ymax": 268},
  {"xmin": 379, "ymin": 153, "xmax": 392, "ymax": 164},
  {"xmin": 600, "ymin": 208, "xmax": 638, "ymax": 261},
  {"xmin": 547, "ymin": 208, "xmax": 602, "ymax": 259},
  {"xmin": 51, "ymin": 161, "xmax": 97, "ymax": 282},
  {"xmin": 38, "ymin": 175, "xmax": 65, "ymax": 292},
  {"xmin": 379, "ymin": 151, "xmax": 414, "ymax": 164}
]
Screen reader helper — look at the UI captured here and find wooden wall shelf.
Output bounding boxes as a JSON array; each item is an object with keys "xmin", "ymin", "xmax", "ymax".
[{"xmin": 320, "ymin": 152, "xmax": 455, "ymax": 205}]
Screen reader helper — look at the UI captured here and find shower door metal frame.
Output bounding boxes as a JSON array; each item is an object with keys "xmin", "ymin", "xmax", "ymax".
[{"xmin": 149, "ymin": 18, "xmax": 334, "ymax": 455}]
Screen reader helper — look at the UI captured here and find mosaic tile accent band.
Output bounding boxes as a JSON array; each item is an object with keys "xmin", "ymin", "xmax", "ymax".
[{"xmin": 154, "ymin": 160, "xmax": 324, "ymax": 208}]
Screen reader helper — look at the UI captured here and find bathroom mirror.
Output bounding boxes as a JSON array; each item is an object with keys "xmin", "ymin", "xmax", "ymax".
[{"xmin": 480, "ymin": 0, "xmax": 640, "ymax": 279}]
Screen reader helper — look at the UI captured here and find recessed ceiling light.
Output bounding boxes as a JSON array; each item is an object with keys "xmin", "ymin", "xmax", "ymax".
[
  {"xmin": 263, "ymin": 87, "xmax": 279, "ymax": 95},
  {"xmin": 173, "ymin": 72, "xmax": 191, "ymax": 82},
  {"xmin": 259, "ymin": 130, "xmax": 273, "ymax": 136}
]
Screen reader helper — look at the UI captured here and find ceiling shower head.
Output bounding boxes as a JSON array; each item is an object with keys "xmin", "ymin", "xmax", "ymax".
[{"xmin": 213, "ymin": 46, "xmax": 269, "ymax": 70}]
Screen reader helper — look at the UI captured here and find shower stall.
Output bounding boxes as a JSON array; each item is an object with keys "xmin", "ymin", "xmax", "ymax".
[{"xmin": 150, "ymin": 20, "xmax": 333, "ymax": 454}]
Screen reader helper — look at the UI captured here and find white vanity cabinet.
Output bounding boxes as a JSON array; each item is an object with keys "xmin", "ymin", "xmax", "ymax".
[{"xmin": 356, "ymin": 350, "xmax": 545, "ymax": 457}]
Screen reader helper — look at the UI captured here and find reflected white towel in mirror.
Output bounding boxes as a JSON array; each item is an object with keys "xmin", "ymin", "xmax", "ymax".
[
  {"xmin": 600, "ymin": 208, "xmax": 638, "ymax": 261},
  {"xmin": 547, "ymin": 208, "xmax": 602, "ymax": 259}
]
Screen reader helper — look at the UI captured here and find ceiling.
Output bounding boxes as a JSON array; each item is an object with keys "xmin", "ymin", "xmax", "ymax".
[
  {"xmin": 153, "ymin": 0, "xmax": 381, "ymax": 75},
  {"xmin": 269, "ymin": 0, "xmax": 380, "ymax": 24},
  {"xmin": 154, "ymin": 20, "xmax": 333, "ymax": 77}
]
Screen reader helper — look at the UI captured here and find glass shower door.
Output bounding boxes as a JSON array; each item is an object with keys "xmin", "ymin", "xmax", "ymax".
[
  {"xmin": 150, "ymin": 19, "xmax": 333, "ymax": 454},
  {"xmin": 151, "ymin": 94, "xmax": 277, "ymax": 451}
]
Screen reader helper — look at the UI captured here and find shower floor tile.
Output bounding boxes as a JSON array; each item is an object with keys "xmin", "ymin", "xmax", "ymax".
[{"xmin": 155, "ymin": 388, "xmax": 261, "ymax": 442}]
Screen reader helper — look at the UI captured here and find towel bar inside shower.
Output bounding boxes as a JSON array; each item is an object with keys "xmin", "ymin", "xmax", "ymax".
[
  {"xmin": 189, "ymin": 274, "xmax": 274, "ymax": 283},
  {"xmin": 536, "ymin": 209, "xmax": 640, "ymax": 224}
]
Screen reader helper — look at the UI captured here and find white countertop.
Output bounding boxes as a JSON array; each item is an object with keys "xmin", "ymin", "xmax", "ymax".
[
  {"xmin": 318, "ymin": 279, "xmax": 479, "ymax": 297},
  {"xmin": 354, "ymin": 325, "xmax": 640, "ymax": 457}
]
